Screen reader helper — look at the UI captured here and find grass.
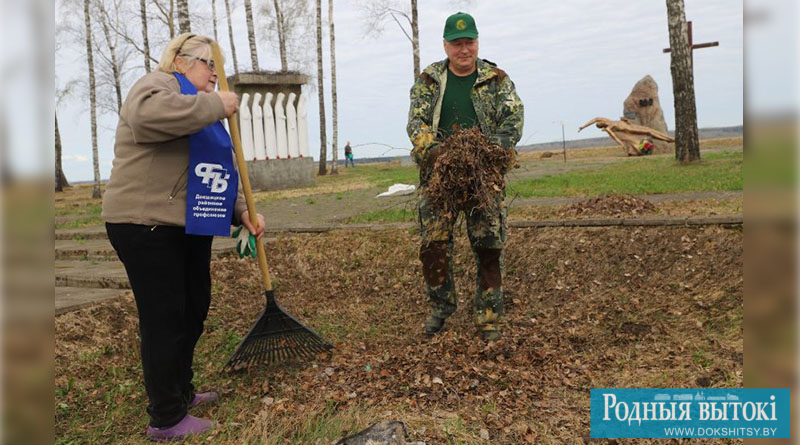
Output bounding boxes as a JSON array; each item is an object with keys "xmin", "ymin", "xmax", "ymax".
[
  {"xmin": 55, "ymin": 215, "xmax": 104, "ymax": 230},
  {"xmin": 508, "ymin": 150, "xmax": 742, "ymax": 198},
  {"xmin": 347, "ymin": 207, "xmax": 417, "ymax": 224},
  {"xmin": 253, "ymin": 162, "xmax": 418, "ymax": 203},
  {"xmin": 55, "ymin": 202, "xmax": 103, "ymax": 217},
  {"xmin": 323, "ymin": 162, "xmax": 418, "ymax": 189}
]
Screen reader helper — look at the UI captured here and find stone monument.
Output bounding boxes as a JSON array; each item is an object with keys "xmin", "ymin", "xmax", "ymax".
[
  {"xmin": 227, "ymin": 71, "xmax": 315, "ymax": 191},
  {"xmin": 622, "ymin": 75, "xmax": 672, "ymax": 153}
]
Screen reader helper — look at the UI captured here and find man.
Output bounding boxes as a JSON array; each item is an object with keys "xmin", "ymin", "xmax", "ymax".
[
  {"xmin": 344, "ymin": 141, "xmax": 354, "ymax": 167},
  {"xmin": 406, "ymin": 12, "xmax": 523, "ymax": 341}
]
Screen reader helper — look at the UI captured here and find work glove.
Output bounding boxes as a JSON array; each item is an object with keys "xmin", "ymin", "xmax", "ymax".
[
  {"xmin": 232, "ymin": 225, "xmax": 257, "ymax": 259},
  {"xmin": 419, "ymin": 142, "xmax": 442, "ymax": 172}
]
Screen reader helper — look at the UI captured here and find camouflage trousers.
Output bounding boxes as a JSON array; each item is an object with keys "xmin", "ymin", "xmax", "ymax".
[{"xmin": 417, "ymin": 191, "xmax": 507, "ymax": 333}]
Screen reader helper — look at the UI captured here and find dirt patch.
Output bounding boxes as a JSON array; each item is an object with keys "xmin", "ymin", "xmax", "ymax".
[
  {"xmin": 56, "ymin": 226, "xmax": 742, "ymax": 444},
  {"xmin": 558, "ymin": 194, "xmax": 657, "ymax": 218}
]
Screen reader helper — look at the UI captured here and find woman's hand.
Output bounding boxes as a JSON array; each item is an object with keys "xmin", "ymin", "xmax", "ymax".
[
  {"xmin": 217, "ymin": 91, "xmax": 239, "ymax": 118},
  {"xmin": 240, "ymin": 211, "xmax": 265, "ymax": 240}
]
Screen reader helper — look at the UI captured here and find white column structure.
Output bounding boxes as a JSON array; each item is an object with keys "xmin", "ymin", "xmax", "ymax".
[
  {"xmin": 262, "ymin": 92, "xmax": 278, "ymax": 160},
  {"xmin": 286, "ymin": 92, "xmax": 300, "ymax": 158},
  {"xmin": 297, "ymin": 93, "xmax": 310, "ymax": 158},
  {"xmin": 274, "ymin": 92, "xmax": 289, "ymax": 159},
  {"xmin": 239, "ymin": 93, "xmax": 255, "ymax": 161},
  {"xmin": 251, "ymin": 93, "xmax": 266, "ymax": 161}
]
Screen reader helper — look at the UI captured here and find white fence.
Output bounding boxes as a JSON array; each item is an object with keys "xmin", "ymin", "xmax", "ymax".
[{"xmin": 238, "ymin": 92, "xmax": 311, "ymax": 160}]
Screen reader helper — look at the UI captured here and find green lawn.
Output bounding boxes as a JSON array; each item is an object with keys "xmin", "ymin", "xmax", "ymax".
[
  {"xmin": 331, "ymin": 163, "xmax": 419, "ymax": 188},
  {"xmin": 508, "ymin": 150, "xmax": 743, "ymax": 198},
  {"xmin": 346, "ymin": 207, "xmax": 417, "ymax": 224}
]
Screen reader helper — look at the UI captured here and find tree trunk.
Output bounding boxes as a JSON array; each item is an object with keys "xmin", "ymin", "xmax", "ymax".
[
  {"xmin": 55, "ymin": 111, "xmax": 69, "ymax": 192},
  {"xmin": 666, "ymin": 0, "xmax": 700, "ymax": 162},
  {"xmin": 224, "ymin": 0, "xmax": 239, "ymax": 74},
  {"xmin": 329, "ymin": 0, "xmax": 338, "ymax": 174},
  {"xmin": 84, "ymin": 0, "xmax": 102, "ymax": 199},
  {"xmin": 316, "ymin": 0, "xmax": 327, "ymax": 175},
  {"xmin": 169, "ymin": 0, "xmax": 175, "ymax": 38},
  {"xmin": 273, "ymin": 0, "xmax": 287, "ymax": 71},
  {"xmin": 410, "ymin": 0, "xmax": 419, "ymax": 79},
  {"xmin": 96, "ymin": 1, "xmax": 123, "ymax": 114},
  {"xmin": 244, "ymin": 0, "xmax": 259, "ymax": 70},
  {"xmin": 211, "ymin": 0, "xmax": 218, "ymax": 42},
  {"xmin": 177, "ymin": 0, "xmax": 191, "ymax": 33},
  {"xmin": 140, "ymin": 0, "xmax": 151, "ymax": 72}
]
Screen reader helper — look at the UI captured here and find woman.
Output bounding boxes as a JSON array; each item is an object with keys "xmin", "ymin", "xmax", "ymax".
[{"xmin": 102, "ymin": 33, "xmax": 264, "ymax": 441}]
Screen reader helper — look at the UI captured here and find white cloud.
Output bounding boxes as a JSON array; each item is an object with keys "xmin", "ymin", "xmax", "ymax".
[{"xmin": 63, "ymin": 154, "xmax": 88, "ymax": 163}]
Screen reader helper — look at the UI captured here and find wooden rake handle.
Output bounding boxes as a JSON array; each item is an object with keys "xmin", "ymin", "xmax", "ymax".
[{"xmin": 211, "ymin": 42, "xmax": 273, "ymax": 291}]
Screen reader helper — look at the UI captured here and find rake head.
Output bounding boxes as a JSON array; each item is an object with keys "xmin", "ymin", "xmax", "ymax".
[{"xmin": 225, "ymin": 290, "xmax": 333, "ymax": 371}]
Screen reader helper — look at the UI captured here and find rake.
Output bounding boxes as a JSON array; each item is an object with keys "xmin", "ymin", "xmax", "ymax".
[{"xmin": 211, "ymin": 43, "xmax": 333, "ymax": 370}]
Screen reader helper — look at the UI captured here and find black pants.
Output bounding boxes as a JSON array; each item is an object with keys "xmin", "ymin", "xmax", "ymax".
[{"xmin": 106, "ymin": 223, "xmax": 213, "ymax": 428}]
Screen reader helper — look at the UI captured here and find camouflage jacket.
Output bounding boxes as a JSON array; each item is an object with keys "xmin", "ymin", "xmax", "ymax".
[{"xmin": 406, "ymin": 58, "xmax": 524, "ymax": 165}]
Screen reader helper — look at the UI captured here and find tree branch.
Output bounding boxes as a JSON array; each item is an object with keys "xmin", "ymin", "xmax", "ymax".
[{"xmin": 389, "ymin": 13, "xmax": 412, "ymax": 43}]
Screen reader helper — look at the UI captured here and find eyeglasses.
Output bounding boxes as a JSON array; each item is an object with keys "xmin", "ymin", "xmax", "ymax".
[{"xmin": 180, "ymin": 54, "xmax": 216, "ymax": 72}]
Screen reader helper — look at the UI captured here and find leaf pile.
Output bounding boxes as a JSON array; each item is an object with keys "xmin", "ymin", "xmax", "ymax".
[
  {"xmin": 425, "ymin": 128, "xmax": 515, "ymax": 216},
  {"xmin": 558, "ymin": 194, "xmax": 657, "ymax": 218}
]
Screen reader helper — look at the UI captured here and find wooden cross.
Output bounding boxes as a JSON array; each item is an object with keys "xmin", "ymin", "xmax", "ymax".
[{"xmin": 663, "ymin": 21, "xmax": 719, "ymax": 65}]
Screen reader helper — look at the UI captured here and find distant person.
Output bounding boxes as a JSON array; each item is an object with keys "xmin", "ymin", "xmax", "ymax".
[
  {"xmin": 344, "ymin": 141, "xmax": 355, "ymax": 167},
  {"xmin": 101, "ymin": 33, "xmax": 264, "ymax": 441},
  {"xmin": 406, "ymin": 12, "xmax": 523, "ymax": 341}
]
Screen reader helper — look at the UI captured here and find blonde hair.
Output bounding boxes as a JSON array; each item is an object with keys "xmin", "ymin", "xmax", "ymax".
[{"xmin": 157, "ymin": 33, "xmax": 224, "ymax": 73}]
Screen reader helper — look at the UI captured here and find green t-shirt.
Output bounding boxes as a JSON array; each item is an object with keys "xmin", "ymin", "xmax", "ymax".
[{"xmin": 438, "ymin": 68, "xmax": 478, "ymax": 138}]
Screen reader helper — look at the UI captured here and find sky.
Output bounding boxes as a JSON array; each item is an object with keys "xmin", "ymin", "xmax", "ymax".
[{"xmin": 49, "ymin": 0, "xmax": 752, "ymax": 182}]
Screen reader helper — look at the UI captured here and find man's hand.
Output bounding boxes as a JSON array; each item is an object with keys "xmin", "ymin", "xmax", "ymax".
[{"xmin": 420, "ymin": 143, "xmax": 442, "ymax": 171}]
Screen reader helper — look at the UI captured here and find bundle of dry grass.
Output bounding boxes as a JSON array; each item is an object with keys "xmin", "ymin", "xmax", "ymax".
[{"xmin": 425, "ymin": 128, "xmax": 515, "ymax": 215}]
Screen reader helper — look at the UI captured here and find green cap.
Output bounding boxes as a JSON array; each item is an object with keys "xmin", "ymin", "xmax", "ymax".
[{"xmin": 443, "ymin": 12, "xmax": 478, "ymax": 41}]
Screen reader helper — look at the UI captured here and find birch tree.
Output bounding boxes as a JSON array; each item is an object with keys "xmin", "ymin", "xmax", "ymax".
[
  {"xmin": 152, "ymin": 0, "xmax": 176, "ymax": 38},
  {"xmin": 94, "ymin": 0, "xmax": 123, "ymax": 113},
  {"xmin": 259, "ymin": 0, "xmax": 313, "ymax": 72},
  {"xmin": 359, "ymin": 0, "xmax": 420, "ymax": 80},
  {"xmin": 84, "ymin": 0, "xmax": 102, "ymax": 198},
  {"xmin": 140, "ymin": 0, "xmax": 152, "ymax": 71},
  {"xmin": 272, "ymin": 0, "xmax": 287, "ymax": 70},
  {"xmin": 55, "ymin": 79, "xmax": 79, "ymax": 192},
  {"xmin": 244, "ymin": 0, "xmax": 259, "ymax": 70},
  {"xmin": 224, "ymin": 0, "xmax": 239, "ymax": 74},
  {"xmin": 177, "ymin": 0, "xmax": 191, "ymax": 33},
  {"xmin": 315, "ymin": 0, "xmax": 327, "ymax": 175},
  {"xmin": 55, "ymin": 112, "xmax": 69, "ymax": 192},
  {"xmin": 211, "ymin": 0, "xmax": 219, "ymax": 41},
  {"xmin": 329, "ymin": 0, "xmax": 338, "ymax": 174},
  {"xmin": 666, "ymin": 0, "xmax": 700, "ymax": 162}
]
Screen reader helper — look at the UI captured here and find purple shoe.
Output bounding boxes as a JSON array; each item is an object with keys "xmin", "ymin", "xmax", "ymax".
[
  {"xmin": 146, "ymin": 414, "xmax": 214, "ymax": 442},
  {"xmin": 189, "ymin": 391, "xmax": 219, "ymax": 408}
]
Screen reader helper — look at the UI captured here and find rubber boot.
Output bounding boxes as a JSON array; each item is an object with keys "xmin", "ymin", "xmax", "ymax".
[
  {"xmin": 189, "ymin": 391, "xmax": 219, "ymax": 409},
  {"xmin": 146, "ymin": 414, "xmax": 214, "ymax": 442},
  {"xmin": 424, "ymin": 314, "xmax": 445, "ymax": 336}
]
